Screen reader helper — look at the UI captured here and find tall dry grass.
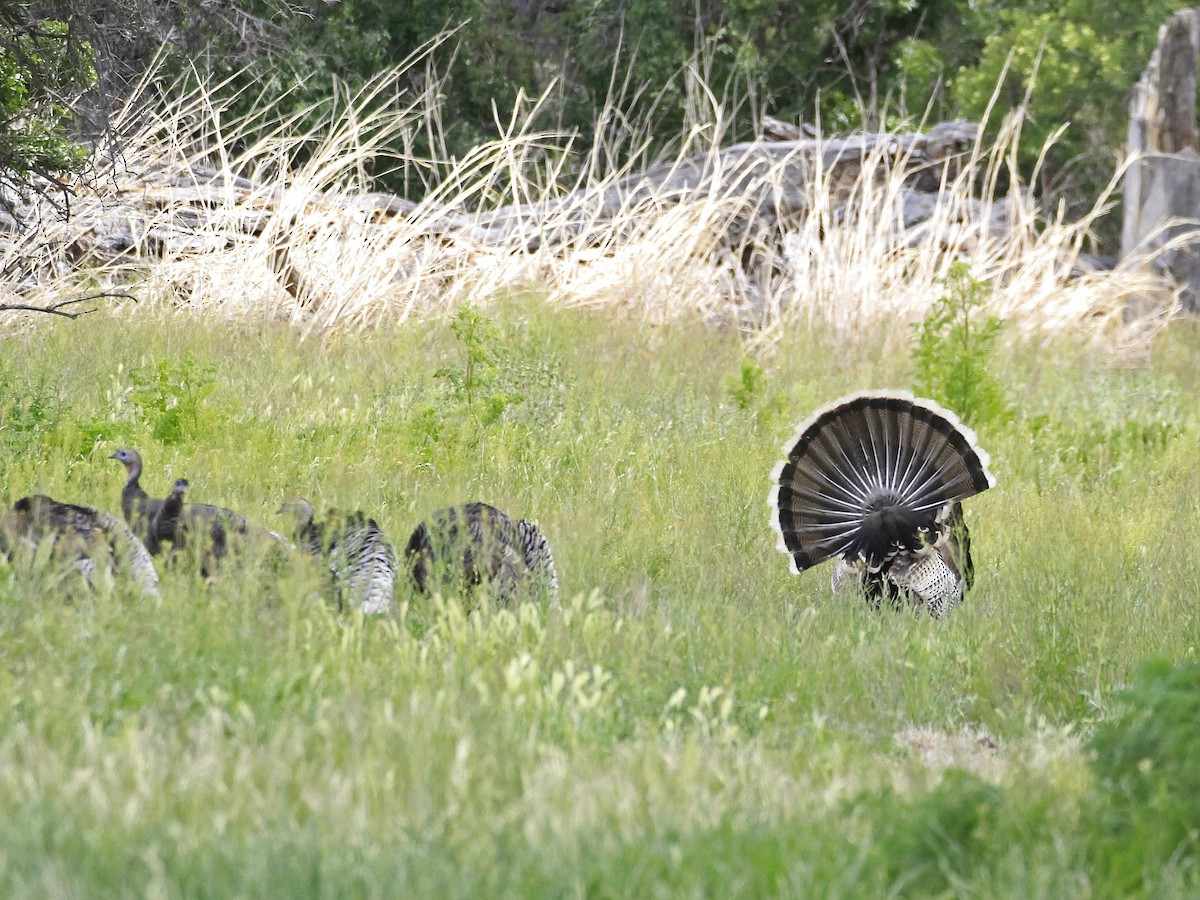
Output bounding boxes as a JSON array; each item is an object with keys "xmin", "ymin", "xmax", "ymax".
[{"xmin": 6, "ymin": 42, "xmax": 1182, "ymax": 347}]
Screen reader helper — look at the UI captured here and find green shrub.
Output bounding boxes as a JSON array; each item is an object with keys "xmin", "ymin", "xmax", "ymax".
[
  {"xmin": 912, "ymin": 262, "xmax": 1010, "ymax": 429},
  {"xmin": 864, "ymin": 769, "xmax": 1005, "ymax": 895},
  {"xmin": 0, "ymin": 17, "xmax": 94, "ymax": 181},
  {"xmin": 128, "ymin": 354, "xmax": 216, "ymax": 445},
  {"xmin": 1087, "ymin": 660, "xmax": 1200, "ymax": 893},
  {"xmin": 434, "ymin": 305, "xmax": 523, "ymax": 425},
  {"xmin": 728, "ymin": 356, "xmax": 764, "ymax": 411}
]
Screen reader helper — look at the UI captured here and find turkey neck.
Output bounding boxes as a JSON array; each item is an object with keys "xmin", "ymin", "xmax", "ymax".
[
  {"xmin": 156, "ymin": 489, "xmax": 185, "ymax": 537},
  {"xmin": 119, "ymin": 456, "xmax": 163, "ymax": 530},
  {"xmin": 121, "ymin": 467, "xmax": 149, "ymax": 521}
]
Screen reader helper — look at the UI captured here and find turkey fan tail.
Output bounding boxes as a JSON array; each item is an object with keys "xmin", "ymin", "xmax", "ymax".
[{"xmin": 768, "ymin": 391, "xmax": 994, "ymax": 574}]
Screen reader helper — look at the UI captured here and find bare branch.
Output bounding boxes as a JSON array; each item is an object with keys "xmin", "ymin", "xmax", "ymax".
[{"xmin": 0, "ymin": 291, "xmax": 135, "ymax": 319}]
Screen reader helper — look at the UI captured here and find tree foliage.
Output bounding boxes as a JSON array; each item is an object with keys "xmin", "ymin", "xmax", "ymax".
[
  {"xmin": 6, "ymin": 0, "xmax": 1197, "ymax": 246},
  {"xmin": 946, "ymin": 1, "xmax": 1195, "ymax": 215},
  {"xmin": 0, "ymin": 5, "xmax": 96, "ymax": 201}
]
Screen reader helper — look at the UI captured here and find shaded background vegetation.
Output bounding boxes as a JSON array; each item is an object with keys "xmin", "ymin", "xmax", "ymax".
[{"xmin": 5, "ymin": 0, "xmax": 1198, "ymax": 248}]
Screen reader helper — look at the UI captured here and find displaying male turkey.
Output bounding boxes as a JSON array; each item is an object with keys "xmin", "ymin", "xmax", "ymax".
[
  {"xmin": 0, "ymin": 494, "xmax": 161, "ymax": 599},
  {"xmin": 278, "ymin": 498, "xmax": 397, "ymax": 615},
  {"xmin": 404, "ymin": 502, "xmax": 559, "ymax": 604},
  {"xmin": 767, "ymin": 391, "xmax": 994, "ymax": 618}
]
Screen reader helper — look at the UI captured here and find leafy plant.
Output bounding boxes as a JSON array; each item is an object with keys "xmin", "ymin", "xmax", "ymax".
[
  {"xmin": 949, "ymin": 1, "xmax": 1194, "ymax": 229},
  {"xmin": 404, "ymin": 402, "xmax": 444, "ymax": 466},
  {"xmin": 0, "ymin": 14, "xmax": 95, "ymax": 193},
  {"xmin": 0, "ymin": 369, "xmax": 60, "ymax": 482},
  {"xmin": 0, "ymin": 371, "xmax": 54, "ymax": 437},
  {"xmin": 863, "ymin": 768, "xmax": 1005, "ymax": 896},
  {"xmin": 1087, "ymin": 659, "xmax": 1200, "ymax": 892},
  {"xmin": 128, "ymin": 354, "xmax": 217, "ymax": 444},
  {"xmin": 728, "ymin": 357, "xmax": 765, "ymax": 411},
  {"xmin": 434, "ymin": 305, "xmax": 523, "ymax": 426},
  {"xmin": 911, "ymin": 262, "xmax": 1010, "ymax": 429}
]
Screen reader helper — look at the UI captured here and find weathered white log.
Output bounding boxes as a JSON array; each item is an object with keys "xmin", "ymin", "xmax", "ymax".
[
  {"xmin": 461, "ymin": 121, "xmax": 978, "ymax": 251},
  {"xmin": 1122, "ymin": 7, "xmax": 1200, "ymax": 311},
  {"xmin": 0, "ymin": 118, "xmax": 982, "ymax": 309}
]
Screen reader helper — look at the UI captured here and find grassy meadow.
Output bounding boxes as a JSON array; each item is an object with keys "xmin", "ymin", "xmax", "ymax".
[{"xmin": 1, "ymin": 300, "xmax": 1199, "ymax": 896}]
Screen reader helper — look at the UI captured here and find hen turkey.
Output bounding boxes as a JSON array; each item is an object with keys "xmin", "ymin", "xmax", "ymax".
[
  {"xmin": 404, "ymin": 502, "xmax": 559, "ymax": 604},
  {"xmin": 767, "ymin": 391, "xmax": 994, "ymax": 617},
  {"xmin": 109, "ymin": 448, "xmax": 161, "ymax": 540},
  {"xmin": 279, "ymin": 498, "xmax": 397, "ymax": 615},
  {"xmin": 0, "ymin": 494, "xmax": 161, "ymax": 599},
  {"xmin": 111, "ymin": 450, "xmax": 282, "ymax": 571}
]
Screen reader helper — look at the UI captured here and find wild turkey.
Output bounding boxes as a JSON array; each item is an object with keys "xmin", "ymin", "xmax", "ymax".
[
  {"xmin": 404, "ymin": 502, "xmax": 559, "ymax": 604},
  {"xmin": 0, "ymin": 494, "xmax": 161, "ymax": 599},
  {"xmin": 109, "ymin": 448, "xmax": 161, "ymax": 541},
  {"xmin": 111, "ymin": 449, "xmax": 280, "ymax": 568},
  {"xmin": 279, "ymin": 498, "xmax": 397, "ymax": 615},
  {"xmin": 145, "ymin": 478, "xmax": 233, "ymax": 575},
  {"xmin": 278, "ymin": 498, "xmax": 323, "ymax": 557},
  {"xmin": 151, "ymin": 478, "xmax": 190, "ymax": 545},
  {"xmin": 767, "ymin": 391, "xmax": 994, "ymax": 618}
]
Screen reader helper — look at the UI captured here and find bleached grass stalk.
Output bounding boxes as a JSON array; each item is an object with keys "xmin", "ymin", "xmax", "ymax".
[{"xmin": 10, "ymin": 46, "xmax": 1181, "ymax": 347}]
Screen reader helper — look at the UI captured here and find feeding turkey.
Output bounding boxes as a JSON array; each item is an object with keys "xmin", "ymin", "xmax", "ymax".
[
  {"xmin": 279, "ymin": 498, "xmax": 397, "ymax": 615},
  {"xmin": 0, "ymin": 494, "xmax": 161, "ymax": 599},
  {"xmin": 767, "ymin": 391, "xmax": 994, "ymax": 617},
  {"xmin": 404, "ymin": 502, "xmax": 559, "ymax": 604}
]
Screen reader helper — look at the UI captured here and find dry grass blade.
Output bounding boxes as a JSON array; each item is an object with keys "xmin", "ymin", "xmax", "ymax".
[{"xmin": 0, "ymin": 51, "xmax": 1182, "ymax": 348}]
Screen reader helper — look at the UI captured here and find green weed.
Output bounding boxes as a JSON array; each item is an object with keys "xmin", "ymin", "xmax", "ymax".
[
  {"xmin": 1087, "ymin": 660, "xmax": 1200, "ymax": 894},
  {"xmin": 128, "ymin": 353, "xmax": 216, "ymax": 445},
  {"xmin": 434, "ymin": 305, "xmax": 524, "ymax": 425},
  {"xmin": 728, "ymin": 356, "xmax": 766, "ymax": 410},
  {"xmin": 912, "ymin": 262, "xmax": 1010, "ymax": 428}
]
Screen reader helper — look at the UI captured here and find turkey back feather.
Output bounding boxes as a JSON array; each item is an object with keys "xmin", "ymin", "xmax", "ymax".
[
  {"xmin": 279, "ymin": 499, "xmax": 397, "ymax": 615},
  {"xmin": 768, "ymin": 391, "xmax": 994, "ymax": 576},
  {"xmin": 516, "ymin": 518, "xmax": 560, "ymax": 600},
  {"xmin": 1, "ymin": 495, "xmax": 160, "ymax": 599},
  {"xmin": 405, "ymin": 502, "xmax": 559, "ymax": 603},
  {"xmin": 330, "ymin": 511, "xmax": 397, "ymax": 615},
  {"xmin": 94, "ymin": 509, "xmax": 162, "ymax": 599}
]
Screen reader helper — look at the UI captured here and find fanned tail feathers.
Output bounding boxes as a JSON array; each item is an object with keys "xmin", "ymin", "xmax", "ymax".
[{"xmin": 768, "ymin": 391, "xmax": 993, "ymax": 615}]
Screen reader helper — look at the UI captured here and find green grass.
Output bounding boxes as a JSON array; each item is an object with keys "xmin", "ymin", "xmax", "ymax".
[{"xmin": 2, "ymin": 302, "xmax": 1200, "ymax": 897}]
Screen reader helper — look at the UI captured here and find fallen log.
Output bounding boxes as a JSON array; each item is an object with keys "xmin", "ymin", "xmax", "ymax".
[
  {"xmin": 462, "ymin": 120, "xmax": 978, "ymax": 251},
  {"xmin": 5, "ymin": 119, "xmax": 978, "ymax": 263},
  {"xmin": 0, "ymin": 117, "xmax": 988, "ymax": 322}
]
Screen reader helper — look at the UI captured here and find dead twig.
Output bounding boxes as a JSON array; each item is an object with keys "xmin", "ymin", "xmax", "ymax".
[{"xmin": 0, "ymin": 291, "xmax": 135, "ymax": 319}]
